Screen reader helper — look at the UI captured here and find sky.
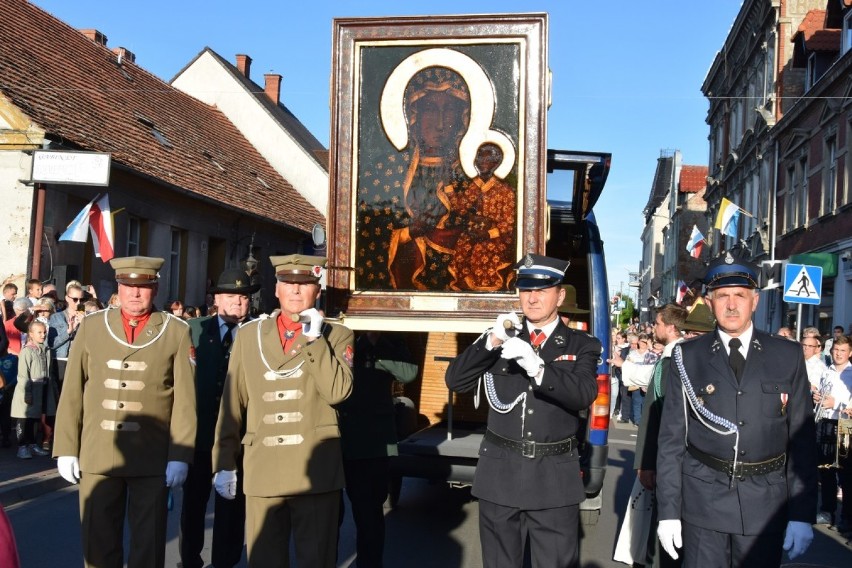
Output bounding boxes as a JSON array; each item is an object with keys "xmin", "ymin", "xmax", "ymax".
[{"xmin": 32, "ymin": 0, "xmax": 745, "ymax": 298}]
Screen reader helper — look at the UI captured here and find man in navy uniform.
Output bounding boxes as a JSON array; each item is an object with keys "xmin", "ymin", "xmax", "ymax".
[
  {"xmin": 446, "ymin": 253, "xmax": 600, "ymax": 568},
  {"xmin": 179, "ymin": 268, "xmax": 257, "ymax": 568},
  {"xmin": 656, "ymin": 252, "xmax": 817, "ymax": 567}
]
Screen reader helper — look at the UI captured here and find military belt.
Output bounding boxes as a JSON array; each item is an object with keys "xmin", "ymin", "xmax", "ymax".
[
  {"xmin": 485, "ymin": 429, "xmax": 576, "ymax": 459},
  {"xmin": 688, "ymin": 445, "xmax": 786, "ymax": 478}
]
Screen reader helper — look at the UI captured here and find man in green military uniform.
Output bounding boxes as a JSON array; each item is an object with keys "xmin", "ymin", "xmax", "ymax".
[
  {"xmin": 179, "ymin": 268, "xmax": 258, "ymax": 568},
  {"xmin": 53, "ymin": 256, "xmax": 196, "ymax": 568},
  {"xmin": 338, "ymin": 331, "xmax": 418, "ymax": 567},
  {"xmin": 213, "ymin": 254, "xmax": 353, "ymax": 567}
]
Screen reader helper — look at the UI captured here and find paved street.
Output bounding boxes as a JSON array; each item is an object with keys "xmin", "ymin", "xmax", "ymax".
[{"xmin": 4, "ymin": 422, "xmax": 851, "ymax": 566}]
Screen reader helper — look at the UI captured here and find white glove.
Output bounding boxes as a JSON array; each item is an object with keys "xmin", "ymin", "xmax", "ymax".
[
  {"xmin": 500, "ymin": 337, "xmax": 544, "ymax": 378},
  {"xmin": 300, "ymin": 308, "xmax": 323, "ymax": 338},
  {"xmin": 57, "ymin": 456, "xmax": 81, "ymax": 485},
  {"xmin": 490, "ymin": 312, "xmax": 521, "ymax": 343},
  {"xmin": 165, "ymin": 461, "xmax": 189, "ymax": 488},
  {"xmin": 657, "ymin": 519, "xmax": 682, "ymax": 560},
  {"xmin": 214, "ymin": 469, "xmax": 238, "ymax": 500},
  {"xmin": 782, "ymin": 520, "xmax": 813, "ymax": 559}
]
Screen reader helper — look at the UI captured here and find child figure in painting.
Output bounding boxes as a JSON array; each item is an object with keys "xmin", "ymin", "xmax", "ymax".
[{"xmin": 449, "ymin": 142, "xmax": 516, "ymax": 291}]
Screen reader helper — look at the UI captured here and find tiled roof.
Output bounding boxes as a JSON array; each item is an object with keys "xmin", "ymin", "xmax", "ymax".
[
  {"xmin": 793, "ymin": 10, "xmax": 827, "ymax": 43},
  {"xmin": 806, "ymin": 29, "xmax": 841, "ymax": 52},
  {"xmin": 679, "ymin": 165, "xmax": 709, "ymax": 193},
  {"xmin": 197, "ymin": 50, "xmax": 329, "ymax": 173},
  {"xmin": 0, "ymin": 0, "xmax": 322, "ymax": 233}
]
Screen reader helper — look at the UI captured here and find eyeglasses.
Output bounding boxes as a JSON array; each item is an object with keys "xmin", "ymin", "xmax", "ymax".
[{"xmin": 67, "ymin": 296, "xmax": 83, "ymax": 302}]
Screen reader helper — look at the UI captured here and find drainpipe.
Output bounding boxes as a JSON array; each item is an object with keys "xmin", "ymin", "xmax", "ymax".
[
  {"xmin": 770, "ymin": 139, "xmax": 778, "ymax": 262},
  {"xmin": 31, "ymin": 183, "xmax": 46, "ymax": 279}
]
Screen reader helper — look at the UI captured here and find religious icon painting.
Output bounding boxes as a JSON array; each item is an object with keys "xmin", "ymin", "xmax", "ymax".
[{"xmin": 328, "ymin": 14, "xmax": 549, "ymax": 328}]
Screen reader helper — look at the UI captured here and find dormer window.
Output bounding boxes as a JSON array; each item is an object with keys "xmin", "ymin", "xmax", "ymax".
[{"xmin": 136, "ymin": 114, "xmax": 172, "ymax": 148}]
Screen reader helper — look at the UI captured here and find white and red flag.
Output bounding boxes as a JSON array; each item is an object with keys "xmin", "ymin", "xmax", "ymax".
[{"xmin": 59, "ymin": 194, "xmax": 115, "ymax": 262}]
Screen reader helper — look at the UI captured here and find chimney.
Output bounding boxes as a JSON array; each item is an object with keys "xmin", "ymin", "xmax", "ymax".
[
  {"xmin": 236, "ymin": 54, "xmax": 252, "ymax": 79},
  {"xmin": 80, "ymin": 29, "xmax": 107, "ymax": 46},
  {"xmin": 112, "ymin": 47, "xmax": 136, "ymax": 64},
  {"xmin": 264, "ymin": 74, "xmax": 281, "ymax": 105}
]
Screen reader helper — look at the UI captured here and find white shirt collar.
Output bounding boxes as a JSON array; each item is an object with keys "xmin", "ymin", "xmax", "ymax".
[
  {"xmin": 662, "ymin": 337, "xmax": 683, "ymax": 357},
  {"xmin": 717, "ymin": 324, "xmax": 754, "ymax": 357},
  {"xmin": 526, "ymin": 318, "xmax": 559, "ymax": 345}
]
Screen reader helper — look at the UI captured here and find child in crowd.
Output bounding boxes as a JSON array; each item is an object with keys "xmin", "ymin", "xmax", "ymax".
[{"xmin": 9, "ymin": 319, "xmax": 57, "ymax": 459}]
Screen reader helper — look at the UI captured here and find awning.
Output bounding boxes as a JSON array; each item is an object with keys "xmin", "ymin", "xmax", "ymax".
[{"xmin": 789, "ymin": 252, "xmax": 838, "ymax": 278}]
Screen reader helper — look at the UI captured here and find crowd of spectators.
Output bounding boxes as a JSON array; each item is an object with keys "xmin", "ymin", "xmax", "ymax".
[{"xmin": 0, "ymin": 276, "xmax": 219, "ymax": 459}]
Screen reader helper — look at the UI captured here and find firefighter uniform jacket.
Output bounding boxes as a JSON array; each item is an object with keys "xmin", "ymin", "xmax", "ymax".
[
  {"xmin": 445, "ymin": 321, "xmax": 600, "ymax": 510},
  {"xmin": 656, "ymin": 329, "xmax": 818, "ymax": 535},
  {"xmin": 213, "ymin": 311, "xmax": 353, "ymax": 497},
  {"xmin": 53, "ymin": 309, "xmax": 196, "ymax": 475}
]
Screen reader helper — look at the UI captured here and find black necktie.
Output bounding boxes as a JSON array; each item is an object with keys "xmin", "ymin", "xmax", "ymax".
[
  {"xmin": 222, "ymin": 322, "xmax": 237, "ymax": 351},
  {"xmin": 728, "ymin": 337, "xmax": 745, "ymax": 381}
]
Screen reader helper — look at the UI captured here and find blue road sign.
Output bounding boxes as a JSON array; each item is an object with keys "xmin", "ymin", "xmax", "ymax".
[{"xmin": 783, "ymin": 263, "xmax": 822, "ymax": 305}]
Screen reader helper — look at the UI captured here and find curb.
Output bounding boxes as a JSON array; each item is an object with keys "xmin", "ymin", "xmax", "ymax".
[{"xmin": 0, "ymin": 469, "xmax": 68, "ymax": 508}]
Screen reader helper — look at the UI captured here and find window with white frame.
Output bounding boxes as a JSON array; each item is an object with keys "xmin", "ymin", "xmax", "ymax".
[
  {"xmin": 126, "ymin": 216, "xmax": 141, "ymax": 256},
  {"xmin": 806, "ymin": 53, "xmax": 817, "ymax": 91},
  {"xmin": 729, "ymin": 101, "xmax": 741, "ymax": 150},
  {"xmin": 765, "ymin": 32, "xmax": 776, "ymax": 96},
  {"xmin": 798, "ymin": 155, "xmax": 809, "ymax": 226},
  {"xmin": 824, "ymin": 136, "xmax": 837, "ymax": 215},
  {"xmin": 785, "ymin": 165, "xmax": 796, "ymax": 231},
  {"xmin": 169, "ymin": 229, "xmax": 181, "ymax": 300}
]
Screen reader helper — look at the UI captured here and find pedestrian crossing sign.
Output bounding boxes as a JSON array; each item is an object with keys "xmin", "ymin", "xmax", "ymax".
[{"xmin": 782, "ymin": 263, "xmax": 822, "ymax": 305}]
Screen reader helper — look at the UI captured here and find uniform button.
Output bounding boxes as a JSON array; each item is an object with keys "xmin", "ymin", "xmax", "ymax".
[
  {"xmin": 277, "ymin": 415, "xmax": 283, "ymax": 421},
  {"xmin": 310, "ymin": 359, "xmax": 315, "ymax": 363},
  {"xmin": 117, "ymin": 423, "xmax": 123, "ymax": 430},
  {"xmin": 121, "ymin": 382, "xmax": 127, "ymax": 388},
  {"xmin": 278, "ymin": 393, "xmax": 284, "ymax": 399},
  {"xmin": 528, "ymin": 386, "xmax": 533, "ymax": 391},
  {"xmin": 527, "ymin": 409, "xmax": 534, "ymax": 415},
  {"xmin": 527, "ymin": 432, "xmax": 532, "ymax": 436},
  {"xmin": 738, "ymin": 421, "xmax": 745, "ymax": 426},
  {"xmin": 548, "ymin": 386, "xmax": 554, "ymax": 391},
  {"xmin": 740, "ymin": 450, "xmax": 746, "ymax": 455},
  {"xmin": 123, "ymin": 363, "xmax": 129, "ymax": 369},
  {"xmin": 737, "ymin": 391, "xmax": 743, "ymax": 395},
  {"xmin": 118, "ymin": 403, "xmax": 124, "ymax": 409},
  {"xmin": 277, "ymin": 437, "xmax": 284, "ymax": 443}
]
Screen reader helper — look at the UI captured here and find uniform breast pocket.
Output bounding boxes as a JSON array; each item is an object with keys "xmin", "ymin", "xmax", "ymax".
[{"xmin": 760, "ymin": 382, "xmax": 791, "ymax": 418}]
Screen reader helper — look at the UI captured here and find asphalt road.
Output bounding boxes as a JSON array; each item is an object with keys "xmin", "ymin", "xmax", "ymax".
[{"xmin": 6, "ymin": 422, "xmax": 851, "ymax": 566}]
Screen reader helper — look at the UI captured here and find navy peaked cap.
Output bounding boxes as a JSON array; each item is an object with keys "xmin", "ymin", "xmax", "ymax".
[{"xmin": 514, "ymin": 253, "xmax": 570, "ymax": 290}]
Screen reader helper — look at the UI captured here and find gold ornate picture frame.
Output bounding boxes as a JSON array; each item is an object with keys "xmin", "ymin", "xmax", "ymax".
[{"xmin": 328, "ymin": 14, "xmax": 548, "ymax": 328}]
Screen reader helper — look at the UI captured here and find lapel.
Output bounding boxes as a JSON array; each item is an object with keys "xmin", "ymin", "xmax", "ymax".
[
  {"xmin": 259, "ymin": 311, "xmax": 305, "ymax": 370},
  {"xmin": 202, "ymin": 316, "xmax": 228, "ymax": 354},
  {"xmin": 707, "ymin": 330, "xmax": 739, "ymax": 388},
  {"xmin": 538, "ymin": 320, "xmax": 569, "ymax": 360},
  {"xmin": 741, "ymin": 330, "xmax": 766, "ymax": 384},
  {"xmin": 140, "ymin": 311, "xmax": 167, "ymax": 345}
]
